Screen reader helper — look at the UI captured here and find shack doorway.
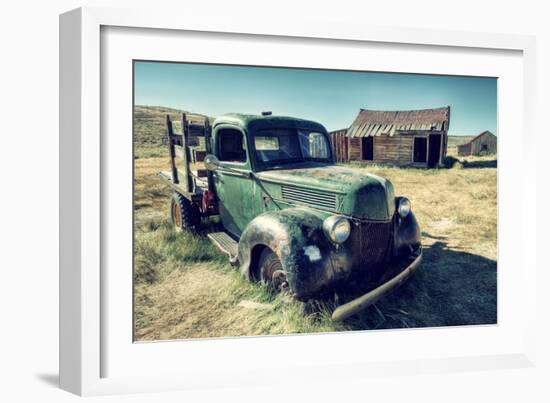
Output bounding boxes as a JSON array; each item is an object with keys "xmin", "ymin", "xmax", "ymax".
[
  {"xmin": 428, "ymin": 134, "xmax": 442, "ymax": 167},
  {"xmin": 413, "ymin": 137, "xmax": 427, "ymax": 163},
  {"xmin": 361, "ymin": 137, "xmax": 374, "ymax": 160}
]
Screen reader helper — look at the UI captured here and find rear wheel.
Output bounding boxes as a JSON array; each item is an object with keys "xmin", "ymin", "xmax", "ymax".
[
  {"xmin": 170, "ymin": 192, "xmax": 200, "ymax": 232},
  {"xmin": 258, "ymin": 248, "xmax": 288, "ymax": 292}
]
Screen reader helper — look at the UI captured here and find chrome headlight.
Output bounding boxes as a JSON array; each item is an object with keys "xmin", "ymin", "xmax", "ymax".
[
  {"xmin": 322, "ymin": 215, "xmax": 351, "ymax": 244},
  {"xmin": 397, "ymin": 197, "xmax": 411, "ymax": 218}
]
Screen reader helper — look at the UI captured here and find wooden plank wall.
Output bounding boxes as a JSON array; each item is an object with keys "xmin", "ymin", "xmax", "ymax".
[
  {"xmin": 373, "ymin": 135, "xmax": 414, "ymax": 164},
  {"xmin": 349, "ymin": 137, "xmax": 361, "ymax": 160},
  {"xmin": 471, "ymin": 133, "xmax": 497, "ymax": 155},
  {"xmin": 331, "ymin": 131, "xmax": 448, "ymax": 166},
  {"xmin": 330, "ymin": 130, "xmax": 349, "ymax": 162},
  {"xmin": 457, "ymin": 143, "xmax": 471, "ymax": 156},
  {"xmin": 333, "ymin": 134, "xmax": 415, "ymax": 164}
]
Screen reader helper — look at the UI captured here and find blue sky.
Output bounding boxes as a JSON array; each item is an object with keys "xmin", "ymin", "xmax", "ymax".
[{"xmin": 134, "ymin": 61, "xmax": 497, "ymax": 136}]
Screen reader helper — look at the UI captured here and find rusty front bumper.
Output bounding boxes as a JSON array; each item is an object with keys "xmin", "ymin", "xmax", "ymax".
[{"xmin": 331, "ymin": 247, "xmax": 423, "ymax": 322}]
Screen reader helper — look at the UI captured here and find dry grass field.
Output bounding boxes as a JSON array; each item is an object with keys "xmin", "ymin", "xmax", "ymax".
[{"xmin": 133, "ymin": 106, "xmax": 497, "ymax": 341}]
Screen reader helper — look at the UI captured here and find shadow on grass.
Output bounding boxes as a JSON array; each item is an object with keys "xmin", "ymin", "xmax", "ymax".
[
  {"xmin": 343, "ymin": 241, "xmax": 497, "ymax": 330},
  {"xmin": 197, "ymin": 216, "xmax": 224, "ymax": 234},
  {"xmin": 462, "ymin": 159, "xmax": 497, "ymax": 169}
]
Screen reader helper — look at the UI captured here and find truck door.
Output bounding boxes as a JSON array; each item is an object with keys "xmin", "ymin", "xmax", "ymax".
[{"xmin": 213, "ymin": 126, "xmax": 258, "ymax": 238}]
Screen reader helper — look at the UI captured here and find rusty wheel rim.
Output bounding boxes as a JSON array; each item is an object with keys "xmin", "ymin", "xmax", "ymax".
[
  {"xmin": 272, "ymin": 270, "xmax": 288, "ymax": 292},
  {"xmin": 172, "ymin": 202, "xmax": 182, "ymax": 230}
]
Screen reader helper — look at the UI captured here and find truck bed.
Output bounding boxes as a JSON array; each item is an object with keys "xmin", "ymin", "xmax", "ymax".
[{"xmin": 158, "ymin": 171, "xmax": 206, "ymax": 202}]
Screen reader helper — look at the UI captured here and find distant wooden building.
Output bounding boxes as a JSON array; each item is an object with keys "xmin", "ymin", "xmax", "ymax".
[
  {"xmin": 456, "ymin": 131, "xmax": 497, "ymax": 156},
  {"xmin": 330, "ymin": 106, "xmax": 450, "ymax": 168}
]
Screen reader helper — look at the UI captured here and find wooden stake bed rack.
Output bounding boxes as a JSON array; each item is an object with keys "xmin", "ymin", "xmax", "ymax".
[{"xmin": 157, "ymin": 113, "xmax": 216, "ymax": 207}]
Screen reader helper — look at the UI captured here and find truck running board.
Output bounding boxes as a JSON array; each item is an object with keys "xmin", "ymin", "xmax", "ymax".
[{"xmin": 208, "ymin": 232, "xmax": 239, "ymax": 263}]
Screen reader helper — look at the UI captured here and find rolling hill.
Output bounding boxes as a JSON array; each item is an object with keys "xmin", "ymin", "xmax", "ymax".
[{"xmin": 133, "ymin": 105, "xmax": 215, "ymax": 158}]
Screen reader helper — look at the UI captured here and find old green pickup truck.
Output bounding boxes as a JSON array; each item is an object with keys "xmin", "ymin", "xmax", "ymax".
[{"xmin": 158, "ymin": 112, "xmax": 422, "ymax": 321}]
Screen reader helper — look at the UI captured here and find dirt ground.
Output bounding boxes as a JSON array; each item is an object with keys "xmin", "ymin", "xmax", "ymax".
[{"xmin": 133, "ymin": 150, "xmax": 497, "ymax": 341}]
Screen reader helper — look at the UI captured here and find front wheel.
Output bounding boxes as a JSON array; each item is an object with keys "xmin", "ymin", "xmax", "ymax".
[
  {"xmin": 170, "ymin": 192, "xmax": 200, "ymax": 232},
  {"xmin": 258, "ymin": 248, "xmax": 288, "ymax": 292}
]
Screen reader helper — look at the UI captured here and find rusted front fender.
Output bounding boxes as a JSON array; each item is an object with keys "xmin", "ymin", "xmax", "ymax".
[
  {"xmin": 237, "ymin": 208, "xmax": 352, "ymax": 300},
  {"xmin": 393, "ymin": 211, "xmax": 421, "ymax": 257}
]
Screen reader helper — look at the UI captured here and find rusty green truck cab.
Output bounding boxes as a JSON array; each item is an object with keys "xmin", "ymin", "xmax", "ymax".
[{"xmin": 161, "ymin": 112, "xmax": 422, "ymax": 321}]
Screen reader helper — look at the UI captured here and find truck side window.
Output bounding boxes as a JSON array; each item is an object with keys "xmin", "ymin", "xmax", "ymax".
[{"xmin": 218, "ymin": 129, "xmax": 246, "ymax": 163}]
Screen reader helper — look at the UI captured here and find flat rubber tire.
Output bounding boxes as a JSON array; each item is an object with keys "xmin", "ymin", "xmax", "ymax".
[
  {"xmin": 258, "ymin": 248, "xmax": 288, "ymax": 292},
  {"xmin": 170, "ymin": 192, "xmax": 200, "ymax": 232}
]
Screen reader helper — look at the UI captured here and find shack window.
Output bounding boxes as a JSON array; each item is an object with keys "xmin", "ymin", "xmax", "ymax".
[
  {"xmin": 413, "ymin": 137, "xmax": 427, "ymax": 163},
  {"xmin": 218, "ymin": 129, "xmax": 246, "ymax": 163},
  {"xmin": 361, "ymin": 137, "xmax": 374, "ymax": 161}
]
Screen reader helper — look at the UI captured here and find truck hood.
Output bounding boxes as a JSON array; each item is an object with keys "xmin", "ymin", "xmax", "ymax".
[{"xmin": 256, "ymin": 165, "xmax": 395, "ymax": 220}]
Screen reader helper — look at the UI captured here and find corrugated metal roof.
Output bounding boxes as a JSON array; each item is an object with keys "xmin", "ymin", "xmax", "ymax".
[{"xmin": 347, "ymin": 107, "xmax": 450, "ymax": 137}]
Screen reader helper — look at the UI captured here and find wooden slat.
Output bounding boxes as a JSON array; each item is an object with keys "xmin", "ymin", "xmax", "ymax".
[
  {"xmin": 329, "ymin": 129, "xmax": 350, "ymax": 163},
  {"xmin": 180, "ymin": 113, "xmax": 194, "ymax": 192},
  {"xmin": 166, "ymin": 115, "xmax": 179, "ymax": 184},
  {"xmin": 188, "ymin": 123, "xmax": 206, "ymax": 137}
]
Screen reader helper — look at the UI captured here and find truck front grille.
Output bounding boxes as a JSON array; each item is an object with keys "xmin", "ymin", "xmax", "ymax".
[
  {"xmin": 351, "ymin": 219, "xmax": 393, "ymax": 270},
  {"xmin": 281, "ymin": 185, "xmax": 337, "ymax": 211}
]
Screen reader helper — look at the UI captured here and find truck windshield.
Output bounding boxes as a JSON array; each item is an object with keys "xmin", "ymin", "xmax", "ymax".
[{"xmin": 254, "ymin": 129, "xmax": 331, "ymax": 165}]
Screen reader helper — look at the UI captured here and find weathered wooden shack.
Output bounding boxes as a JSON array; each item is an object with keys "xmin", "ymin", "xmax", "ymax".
[
  {"xmin": 330, "ymin": 106, "xmax": 450, "ymax": 167},
  {"xmin": 456, "ymin": 130, "xmax": 497, "ymax": 156}
]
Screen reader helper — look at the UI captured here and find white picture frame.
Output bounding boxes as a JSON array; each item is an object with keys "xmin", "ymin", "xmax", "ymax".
[{"xmin": 60, "ymin": 6, "xmax": 537, "ymax": 396}]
